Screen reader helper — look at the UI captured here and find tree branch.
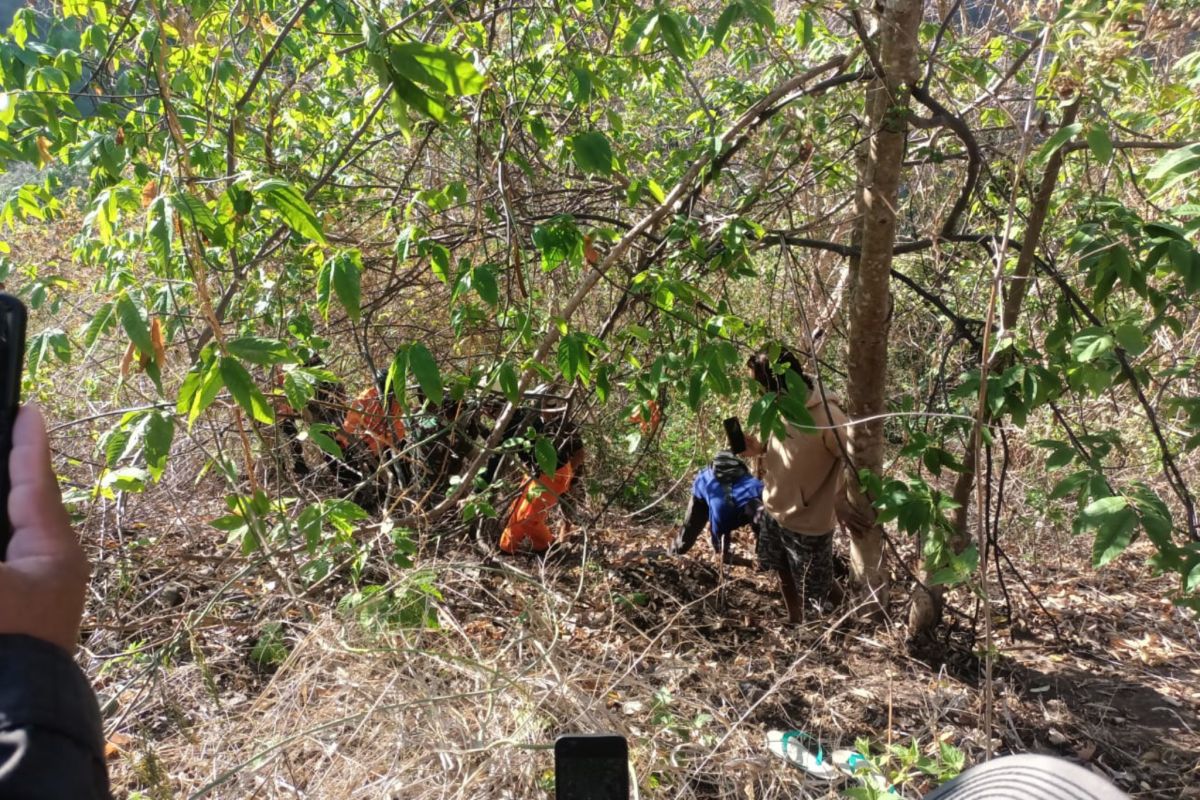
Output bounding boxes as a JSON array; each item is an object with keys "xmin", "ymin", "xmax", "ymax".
[{"xmin": 910, "ymin": 84, "xmax": 982, "ymax": 239}]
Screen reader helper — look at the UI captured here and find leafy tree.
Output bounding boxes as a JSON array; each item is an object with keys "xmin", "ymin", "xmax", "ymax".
[{"xmin": 2, "ymin": 0, "xmax": 1199, "ymax": 635}]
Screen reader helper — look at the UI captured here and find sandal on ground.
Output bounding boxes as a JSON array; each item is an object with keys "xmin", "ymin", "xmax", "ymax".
[{"xmin": 765, "ymin": 730, "xmax": 842, "ymax": 781}]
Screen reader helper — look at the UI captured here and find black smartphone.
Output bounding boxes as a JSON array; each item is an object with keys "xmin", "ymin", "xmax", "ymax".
[
  {"xmin": 555, "ymin": 734, "xmax": 629, "ymax": 800},
  {"xmin": 0, "ymin": 295, "xmax": 26, "ymax": 559},
  {"xmin": 723, "ymin": 416, "xmax": 746, "ymax": 454}
]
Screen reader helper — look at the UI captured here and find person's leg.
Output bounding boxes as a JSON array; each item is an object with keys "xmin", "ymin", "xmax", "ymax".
[
  {"xmin": 777, "ymin": 561, "xmax": 803, "ymax": 624},
  {"xmin": 757, "ymin": 512, "xmax": 800, "ymax": 623},
  {"xmin": 806, "ymin": 532, "xmax": 836, "ymax": 610},
  {"xmin": 786, "ymin": 532, "xmax": 835, "ymax": 614}
]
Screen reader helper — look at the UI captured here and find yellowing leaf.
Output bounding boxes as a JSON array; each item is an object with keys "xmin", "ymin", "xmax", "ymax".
[
  {"xmin": 149, "ymin": 317, "xmax": 166, "ymax": 368},
  {"xmin": 36, "ymin": 136, "xmax": 53, "ymax": 166}
]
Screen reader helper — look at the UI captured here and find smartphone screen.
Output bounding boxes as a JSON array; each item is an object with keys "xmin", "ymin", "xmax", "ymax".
[
  {"xmin": 723, "ymin": 416, "xmax": 746, "ymax": 454},
  {"xmin": 555, "ymin": 734, "xmax": 629, "ymax": 800},
  {"xmin": 0, "ymin": 295, "xmax": 27, "ymax": 558}
]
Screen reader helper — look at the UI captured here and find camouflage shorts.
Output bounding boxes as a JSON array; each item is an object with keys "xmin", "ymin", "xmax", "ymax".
[{"xmin": 756, "ymin": 512, "xmax": 834, "ymax": 607}]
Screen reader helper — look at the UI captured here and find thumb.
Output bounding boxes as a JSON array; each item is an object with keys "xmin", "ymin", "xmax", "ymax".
[{"xmin": 7, "ymin": 405, "xmax": 73, "ymax": 559}]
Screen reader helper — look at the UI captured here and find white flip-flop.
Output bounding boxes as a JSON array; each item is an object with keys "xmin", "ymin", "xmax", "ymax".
[{"xmin": 766, "ymin": 730, "xmax": 842, "ymax": 781}]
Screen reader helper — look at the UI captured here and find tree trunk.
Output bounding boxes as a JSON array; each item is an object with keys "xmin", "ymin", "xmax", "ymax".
[
  {"xmin": 908, "ymin": 100, "xmax": 1082, "ymax": 638},
  {"xmin": 844, "ymin": 0, "xmax": 924, "ymax": 615}
]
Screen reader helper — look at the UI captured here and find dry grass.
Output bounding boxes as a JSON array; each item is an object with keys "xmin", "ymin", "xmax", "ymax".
[{"xmin": 72, "ymin": 494, "xmax": 1200, "ymax": 800}]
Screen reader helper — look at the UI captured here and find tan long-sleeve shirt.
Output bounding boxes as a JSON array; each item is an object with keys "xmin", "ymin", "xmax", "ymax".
[{"xmin": 743, "ymin": 390, "xmax": 850, "ymax": 535}]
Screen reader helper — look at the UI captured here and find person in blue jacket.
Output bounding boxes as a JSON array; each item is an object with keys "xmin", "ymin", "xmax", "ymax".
[{"xmin": 670, "ymin": 451, "xmax": 763, "ymax": 564}]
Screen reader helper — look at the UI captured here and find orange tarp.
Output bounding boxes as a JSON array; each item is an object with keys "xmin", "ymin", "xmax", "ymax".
[
  {"xmin": 499, "ymin": 463, "xmax": 575, "ymax": 553},
  {"xmin": 342, "ymin": 386, "xmax": 406, "ymax": 454}
]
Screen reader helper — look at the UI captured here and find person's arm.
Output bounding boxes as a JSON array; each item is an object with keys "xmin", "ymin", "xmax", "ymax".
[
  {"xmin": 0, "ymin": 406, "xmax": 110, "ymax": 798},
  {"xmin": 670, "ymin": 491, "xmax": 709, "ymax": 556},
  {"xmin": 821, "ymin": 401, "xmax": 851, "ymax": 461}
]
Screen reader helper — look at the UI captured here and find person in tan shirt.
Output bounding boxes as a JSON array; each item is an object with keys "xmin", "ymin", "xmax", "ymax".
[{"xmin": 740, "ymin": 349, "xmax": 852, "ymax": 623}]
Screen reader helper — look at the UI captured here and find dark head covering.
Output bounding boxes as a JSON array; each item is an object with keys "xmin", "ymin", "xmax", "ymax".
[{"xmin": 712, "ymin": 451, "xmax": 750, "ymax": 486}]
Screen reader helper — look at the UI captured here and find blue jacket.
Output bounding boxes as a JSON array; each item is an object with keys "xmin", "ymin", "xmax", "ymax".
[{"xmin": 693, "ymin": 466, "xmax": 763, "ymax": 542}]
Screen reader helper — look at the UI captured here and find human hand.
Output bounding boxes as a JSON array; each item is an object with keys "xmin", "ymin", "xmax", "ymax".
[
  {"xmin": 835, "ymin": 488, "xmax": 876, "ymax": 535},
  {"xmin": 0, "ymin": 405, "xmax": 88, "ymax": 653}
]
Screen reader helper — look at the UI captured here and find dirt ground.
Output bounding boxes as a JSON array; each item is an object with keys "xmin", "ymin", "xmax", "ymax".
[{"xmin": 83, "ymin": 491, "xmax": 1200, "ymax": 800}]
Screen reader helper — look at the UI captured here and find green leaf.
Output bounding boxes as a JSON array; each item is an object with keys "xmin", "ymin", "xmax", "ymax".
[
  {"xmin": 558, "ymin": 335, "xmax": 583, "ymax": 384},
  {"xmin": 473, "ymin": 264, "xmax": 499, "ymax": 305},
  {"xmin": 1046, "ymin": 444, "xmax": 1075, "ymax": 469},
  {"xmin": 170, "ymin": 190, "xmax": 220, "ymax": 240},
  {"xmin": 571, "ymin": 131, "xmax": 614, "ymax": 176},
  {"xmin": 282, "ymin": 368, "xmax": 316, "ymax": 412},
  {"xmin": 429, "ymin": 243, "xmax": 451, "ymax": 283},
  {"xmin": 305, "ymin": 423, "xmax": 344, "ymax": 459},
  {"xmin": 1128, "ymin": 482, "xmax": 1174, "ymax": 551},
  {"xmin": 534, "ymin": 436, "xmax": 558, "ymax": 477},
  {"xmin": 389, "ymin": 71, "xmax": 448, "ymax": 122},
  {"xmin": 26, "ymin": 328, "xmax": 70, "ymax": 376},
  {"xmin": 1049, "ymin": 470, "xmax": 1090, "ymax": 500},
  {"xmin": 1080, "ymin": 495, "xmax": 1138, "ymax": 567},
  {"xmin": 1184, "ymin": 561, "xmax": 1200, "ymax": 595},
  {"xmin": 146, "ymin": 195, "xmax": 172, "ymax": 270},
  {"xmin": 389, "ymin": 41, "xmax": 485, "ymax": 96},
  {"xmin": 9, "ymin": 7, "xmax": 34, "ymax": 48},
  {"xmin": 316, "ymin": 259, "xmax": 333, "ymax": 319},
  {"xmin": 98, "ymin": 135, "xmax": 123, "ymax": 179},
  {"xmin": 255, "ymin": 179, "xmax": 326, "ymax": 244},
  {"xmin": 712, "ymin": 3, "xmax": 742, "ymax": 48},
  {"xmin": 407, "ymin": 343, "xmax": 443, "ymax": 406},
  {"xmin": 102, "ymin": 426, "xmax": 133, "ymax": 468},
  {"xmin": 1086, "ymin": 126, "xmax": 1113, "ymax": 163},
  {"xmin": 797, "ymin": 10, "xmax": 815, "ymax": 47},
  {"xmin": 331, "ymin": 249, "xmax": 363, "ymax": 322},
  {"xmin": 184, "ymin": 356, "xmax": 226, "ymax": 427},
  {"xmin": 144, "ymin": 411, "xmax": 174, "ymax": 481},
  {"xmin": 741, "ymin": 0, "xmax": 776, "ymax": 29},
  {"xmin": 227, "ymin": 336, "xmax": 295, "ymax": 365},
  {"xmin": 385, "ymin": 349, "xmax": 408, "ymax": 411},
  {"xmin": 657, "ymin": 11, "xmax": 690, "ymax": 60},
  {"xmin": 1070, "ymin": 327, "xmax": 1114, "ymax": 363},
  {"xmin": 102, "ymin": 466, "xmax": 149, "ymax": 495},
  {"xmin": 82, "ymin": 301, "xmax": 116, "ymax": 348},
  {"xmin": 219, "ymin": 356, "xmax": 275, "ymax": 424},
  {"xmin": 568, "ymin": 66, "xmax": 592, "ymax": 105},
  {"xmin": 116, "ymin": 295, "xmax": 154, "ymax": 357},
  {"xmin": 1033, "ymin": 123, "xmax": 1082, "ymax": 164},
  {"xmin": 1147, "ymin": 143, "xmax": 1200, "ymax": 193},
  {"xmin": 497, "ymin": 362, "xmax": 519, "ymax": 403},
  {"xmin": 1113, "ymin": 324, "xmax": 1147, "ymax": 356},
  {"xmin": 532, "ymin": 215, "xmax": 583, "ymax": 271},
  {"xmin": 622, "ymin": 11, "xmax": 659, "ymax": 52}
]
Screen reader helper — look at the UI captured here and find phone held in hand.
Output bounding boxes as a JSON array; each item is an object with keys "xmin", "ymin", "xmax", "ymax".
[
  {"xmin": 555, "ymin": 734, "xmax": 629, "ymax": 800},
  {"xmin": 723, "ymin": 416, "xmax": 746, "ymax": 454},
  {"xmin": 0, "ymin": 295, "xmax": 26, "ymax": 559}
]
